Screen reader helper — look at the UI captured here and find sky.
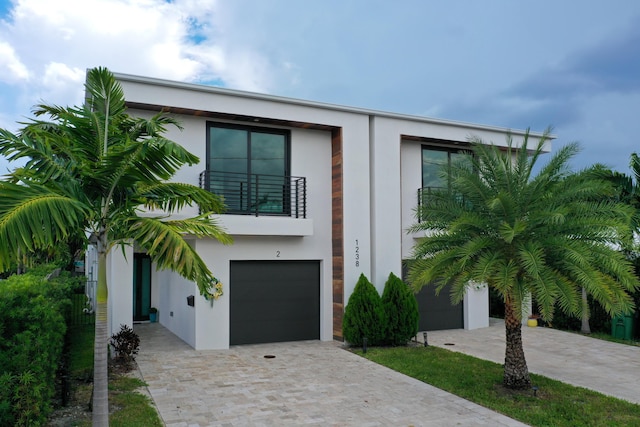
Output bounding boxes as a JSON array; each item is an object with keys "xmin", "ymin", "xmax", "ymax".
[{"xmin": 1, "ymin": 0, "xmax": 639, "ymax": 176}]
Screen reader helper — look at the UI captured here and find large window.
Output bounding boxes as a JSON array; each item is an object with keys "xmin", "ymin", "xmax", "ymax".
[
  {"xmin": 422, "ymin": 146, "xmax": 471, "ymax": 189},
  {"xmin": 206, "ymin": 122, "xmax": 290, "ymax": 214}
]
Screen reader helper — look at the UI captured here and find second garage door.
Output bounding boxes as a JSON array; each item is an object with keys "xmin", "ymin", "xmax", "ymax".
[
  {"xmin": 415, "ymin": 283, "xmax": 464, "ymax": 331},
  {"xmin": 230, "ymin": 260, "xmax": 320, "ymax": 345}
]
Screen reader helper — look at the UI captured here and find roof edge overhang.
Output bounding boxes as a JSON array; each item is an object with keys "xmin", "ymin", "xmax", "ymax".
[{"xmin": 112, "ymin": 71, "xmax": 555, "ymax": 145}]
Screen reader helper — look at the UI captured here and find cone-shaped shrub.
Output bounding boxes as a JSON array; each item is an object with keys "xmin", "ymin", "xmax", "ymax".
[
  {"xmin": 381, "ymin": 272, "xmax": 419, "ymax": 345},
  {"xmin": 342, "ymin": 273, "xmax": 386, "ymax": 346}
]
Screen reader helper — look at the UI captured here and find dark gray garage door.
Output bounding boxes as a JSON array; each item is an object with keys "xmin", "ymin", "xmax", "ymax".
[
  {"xmin": 230, "ymin": 260, "xmax": 320, "ymax": 345},
  {"xmin": 415, "ymin": 284, "xmax": 463, "ymax": 331}
]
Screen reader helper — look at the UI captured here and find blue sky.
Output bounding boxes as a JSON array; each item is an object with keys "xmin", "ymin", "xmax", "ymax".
[{"xmin": 1, "ymin": 0, "xmax": 639, "ymax": 175}]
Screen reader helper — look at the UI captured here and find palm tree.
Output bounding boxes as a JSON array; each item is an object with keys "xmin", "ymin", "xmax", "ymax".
[
  {"xmin": 0, "ymin": 67, "xmax": 232, "ymax": 425},
  {"xmin": 408, "ymin": 130, "xmax": 639, "ymax": 389},
  {"xmin": 579, "ymin": 157, "xmax": 640, "ymax": 334}
]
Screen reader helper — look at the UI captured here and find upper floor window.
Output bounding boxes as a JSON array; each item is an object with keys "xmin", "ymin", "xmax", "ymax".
[
  {"xmin": 206, "ymin": 122, "xmax": 291, "ymax": 215},
  {"xmin": 422, "ymin": 146, "xmax": 471, "ymax": 190}
]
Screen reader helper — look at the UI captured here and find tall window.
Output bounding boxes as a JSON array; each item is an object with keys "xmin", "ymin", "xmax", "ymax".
[
  {"xmin": 207, "ymin": 122, "xmax": 290, "ymax": 214},
  {"xmin": 422, "ymin": 146, "xmax": 471, "ymax": 189}
]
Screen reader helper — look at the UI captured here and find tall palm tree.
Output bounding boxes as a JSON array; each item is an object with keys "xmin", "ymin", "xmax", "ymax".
[
  {"xmin": 408, "ymin": 130, "xmax": 639, "ymax": 389},
  {"xmin": 0, "ymin": 67, "xmax": 232, "ymax": 425}
]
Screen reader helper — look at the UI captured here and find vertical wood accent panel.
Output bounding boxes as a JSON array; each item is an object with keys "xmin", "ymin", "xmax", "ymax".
[{"xmin": 331, "ymin": 128, "xmax": 344, "ymax": 340}]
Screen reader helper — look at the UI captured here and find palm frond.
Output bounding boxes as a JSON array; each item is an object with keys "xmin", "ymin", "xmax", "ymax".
[
  {"xmin": 125, "ymin": 215, "xmax": 232, "ymax": 294},
  {"xmin": 138, "ymin": 182, "xmax": 227, "ymax": 214},
  {"xmin": 0, "ymin": 182, "xmax": 88, "ymax": 270},
  {"xmin": 409, "ymin": 127, "xmax": 640, "ymax": 320},
  {"xmin": 84, "ymin": 67, "xmax": 126, "ymax": 121}
]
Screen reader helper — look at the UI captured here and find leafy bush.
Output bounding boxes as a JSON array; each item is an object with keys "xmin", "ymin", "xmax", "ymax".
[
  {"xmin": 548, "ymin": 295, "xmax": 616, "ymax": 333},
  {"xmin": 381, "ymin": 272, "xmax": 419, "ymax": 345},
  {"xmin": 0, "ymin": 267, "xmax": 73, "ymax": 426},
  {"xmin": 110, "ymin": 325, "xmax": 140, "ymax": 370},
  {"xmin": 342, "ymin": 274, "xmax": 386, "ymax": 346}
]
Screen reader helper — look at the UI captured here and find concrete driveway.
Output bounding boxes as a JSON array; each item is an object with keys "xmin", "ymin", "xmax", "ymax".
[{"xmin": 133, "ymin": 323, "xmax": 526, "ymax": 426}]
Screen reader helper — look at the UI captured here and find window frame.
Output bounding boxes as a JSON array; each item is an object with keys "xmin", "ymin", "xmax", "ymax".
[
  {"xmin": 206, "ymin": 121, "xmax": 292, "ymax": 215},
  {"xmin": 421, "ymin": 144, "xmax": 472, "ymax": 190},
  {"xmin": 206, "ymin": 121, "xmax": 291, "ymax": 178}
]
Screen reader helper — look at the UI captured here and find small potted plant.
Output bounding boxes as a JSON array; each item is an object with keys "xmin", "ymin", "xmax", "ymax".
[{"xmin": 149, "ymin": 307, "xmax": 158, "ymax": 323}]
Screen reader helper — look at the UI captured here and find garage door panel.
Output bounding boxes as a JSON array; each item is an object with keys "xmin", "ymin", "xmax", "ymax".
[
  {"xmin": 230, "ymin": 260, "xmax": 320, "ymax": 345},
  {"xmin": 415, "ymin": 284, "xmax": 463, "ymax": 331}
]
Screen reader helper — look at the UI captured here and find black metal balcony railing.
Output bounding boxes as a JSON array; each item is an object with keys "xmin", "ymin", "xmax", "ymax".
[
  {"xmin": 417, "ymin": 186, "xmax": 446, "ymax": 206},
  {"xmin": 417, "ymin": 186, "xmax": 470, "ymax": 222},
  {"xmin": 417, "ymin": 186, "xmax": 446, "ymax": 222},
  {"xmin": 200, "ymin": 170, "xmax": 307, "ymax": 218}
]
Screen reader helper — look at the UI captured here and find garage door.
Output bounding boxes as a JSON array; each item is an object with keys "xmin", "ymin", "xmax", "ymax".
[
  {"xmin": 230, "ymin": 260, "xmax": 320, "ymax": 345},
  {"xmin": 415, "ymin": 284, "xmax": 463, "ymax": 331}
]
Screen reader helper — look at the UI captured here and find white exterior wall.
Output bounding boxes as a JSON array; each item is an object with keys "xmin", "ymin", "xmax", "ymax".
[
  {"xmin": 107, "ymin": 245, "xmax": 134, "ymax": 338},
  {"xmin": 119, "ymin": 85, "xmax": 347, "ymax": 349},
  {"xmin": 464, "ymin": 285, "xmax": 490, "ymax": 330},
  {"xmin": 369, "ymin": 117, "xmax": 403, "ymax": 290},
  {"xmin": 155, "ymin": 267, "xmax": 197, "ymax": 347},
  {"xmin": 400, "ymin": 140, "xmax": 424, "ymax": 258},
  {"xmin": 341, "ymin": 118, "xmax": 373, "ymax": 299},
  {"xmin": 110, "ymin": 73, "xmax": 551, "ymax": 348}
]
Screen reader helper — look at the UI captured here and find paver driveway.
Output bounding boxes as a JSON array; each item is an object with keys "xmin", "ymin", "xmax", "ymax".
[{"xmin": 134, "ymin": 323, "xmax": 525, "ymax": 426}]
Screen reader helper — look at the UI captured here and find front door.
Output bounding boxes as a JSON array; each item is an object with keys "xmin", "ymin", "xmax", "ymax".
[{"xmin": 133, "ymin": 253, "xmax": 152, "ymax": 321}]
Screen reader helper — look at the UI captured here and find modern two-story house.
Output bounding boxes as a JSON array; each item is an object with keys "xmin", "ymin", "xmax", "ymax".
[{"xmin": 96, "ymin": 72, "xmax": 550, "ymax": 350}]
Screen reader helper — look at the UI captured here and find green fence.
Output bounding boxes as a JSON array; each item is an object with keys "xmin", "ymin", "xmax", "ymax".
[{"xmin": 69, "ymin": 293, "xmax": 95, "ymax": 326}]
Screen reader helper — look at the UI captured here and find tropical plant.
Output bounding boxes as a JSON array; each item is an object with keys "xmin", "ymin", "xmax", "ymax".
[
  {"xmin": 580, "ymin": 156, "xmax": 640, "ymax": 333},
  {"xmin": 0, "ymin": 67, "xmax": 232, "ymax": 425},
  {"xmin": 342, "ymin": 273, "xmax": 386, "ymax": 346},
  {"xmin": 381, "ymin": 272, "xmax": 419, "ymax": 345},
  {"xmin": 408, "ymin": 129, "xmax": 639, "ymax": 389},
  {"xmin": 0, "ymin": 267, "xmax": 72, "ymax": 426},
  {"xmin": 110, "ymin": 324, "xmax": 140, "ymax": 370}
]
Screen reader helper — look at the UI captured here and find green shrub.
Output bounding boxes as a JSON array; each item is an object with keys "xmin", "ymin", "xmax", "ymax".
[
  {"xmin": 110, "ymin": 324, "xmax": 140, "ymax": 370},
  {"xmin": 342, "ymin": 274, "xmax": 386, "ymax": 346},
  {"xmin": 0, "ymin": 268, "xmax": 73, "ymax": 426},
  {"xmin": 548, "ymin": 295, "xmax": 615, "ymax": 333},
  {"xmin": 381, "ymin": 272, "xmax": 419, "ymax": 345}
]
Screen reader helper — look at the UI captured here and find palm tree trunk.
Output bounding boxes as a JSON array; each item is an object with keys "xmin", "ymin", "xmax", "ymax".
[
  {"xmin": 581, "ymin": 287, "xmax": 591, "ymax": 334},
  {"xmin": 92, "ymin": 244, "xmax": 109, "ymax": 426},
  {"xmin": 503, "ymin": 298, "xmax": 531, "ymax": 389}
]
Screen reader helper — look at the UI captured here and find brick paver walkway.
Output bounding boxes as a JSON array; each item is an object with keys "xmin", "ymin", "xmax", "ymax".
[{"xmin": 134, "ymin": 323, "xmax": 526, "ymax": 426}]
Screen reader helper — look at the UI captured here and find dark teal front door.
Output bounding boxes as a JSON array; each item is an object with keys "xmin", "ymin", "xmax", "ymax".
[{"xmin": 133, "ymin": 253, "xmax": 152, "ymax": 321}]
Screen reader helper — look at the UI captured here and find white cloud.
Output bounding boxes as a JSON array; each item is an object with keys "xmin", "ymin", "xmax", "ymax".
[
  {"xmin": 1, "ymin": 0, "xmax": 640, "ymax": 177},
  {"xmin": 0, "ymin": 40, "xmax": 30, "ymax": 83},
  {"xmin": 0, "ymin": 0, "xmax": 274, "ymax": 109},
  {"xmin": 0, "ymin": 0, "xmax": 284, "ymax": 181},
  {"xmin": 42, "ymin": 62, "xmax": 85, "ymax": 88}
]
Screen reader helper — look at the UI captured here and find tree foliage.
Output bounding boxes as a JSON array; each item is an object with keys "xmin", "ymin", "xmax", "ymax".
[
  {"xmin": 0, "ymin": 267, "xmax": 73, "ymax": 426},
  {"xmin": 0, "ymin": 67, "xmax": 232, "ymax": 425},
  {"xmin": 381, "ymin": 272, "xmax": 419, "ymax": 345},
  {"xmin": 409, "ymin": 129, "xmax": 639, "ymax": 388},
  {"xmin": 343, "ymin": 274, "xmax": 386, "ymax": 346}
]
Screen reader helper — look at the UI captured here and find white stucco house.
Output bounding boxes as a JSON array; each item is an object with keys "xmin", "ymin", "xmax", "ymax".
[{"xmin": 99, "ymin": 72, "xmax": 551, "ymax": 349}]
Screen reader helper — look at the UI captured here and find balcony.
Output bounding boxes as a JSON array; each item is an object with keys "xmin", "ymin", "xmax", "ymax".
[
  {"xmin": 416, "ymin": 186, "xmax": 445, "ymax": 221},
  {"xmin": 417, "ymin": 186, "xmax": 469, "ymax": 223},
  {"xmin": 199, "ymin": 170, "xmax": 307, "ymax": 219}
]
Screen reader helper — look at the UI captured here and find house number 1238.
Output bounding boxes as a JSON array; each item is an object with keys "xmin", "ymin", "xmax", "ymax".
[{"xmin": 355, "ymin": 239, "xmax": 360, "ymax": 267}]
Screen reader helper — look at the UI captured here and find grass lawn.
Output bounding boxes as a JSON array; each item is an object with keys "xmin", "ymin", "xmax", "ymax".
[
  {"xmin": 49, "ymin": 323, "xmax": 162, "ymax": 426},
  {"xmin": 360, "ymin": 346, "xmax": 640, "ymax": 427}
]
